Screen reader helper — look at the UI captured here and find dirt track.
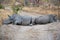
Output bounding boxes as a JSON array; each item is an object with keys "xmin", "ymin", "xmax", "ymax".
[{"xmin": 18, "ymin": 11, "xmax": 43, "ymax": 16}]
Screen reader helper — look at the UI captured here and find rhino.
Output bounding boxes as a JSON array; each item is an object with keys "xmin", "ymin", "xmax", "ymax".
[
  {"xmin": 2, "ymin": 13, "xmax": 17, "ymax": 25},
  {"xmin": 35, "ymin": 14, "xmax": 57, "ymax": 24}
]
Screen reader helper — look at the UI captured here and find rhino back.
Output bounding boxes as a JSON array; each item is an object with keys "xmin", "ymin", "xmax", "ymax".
[{"xmin": 35, "ymin": 15, "xmax": 50, "ymax": 24}]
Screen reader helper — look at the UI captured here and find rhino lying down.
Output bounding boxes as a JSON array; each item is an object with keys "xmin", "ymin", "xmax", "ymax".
[
  {"xmin": 3, "ymin": 14, "xmax": 33, "ymax": 25},
  {"xmin": 35, "ymin": 14, "xmax": 57, "ymax": 24},
  {"xmin": 14, "ymin": 15, "xmax": 32, "ymax": 25},
  {"xmin": 3, "ymin": 14, "xmax": 57, "ymax": 25}
]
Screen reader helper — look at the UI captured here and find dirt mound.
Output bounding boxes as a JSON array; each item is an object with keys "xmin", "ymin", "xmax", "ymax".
[{"xmin": 0, "ymin": 22, "xmax": 60, "ymax": 40}]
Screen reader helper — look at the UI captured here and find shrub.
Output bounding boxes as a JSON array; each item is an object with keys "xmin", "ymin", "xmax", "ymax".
[
  {"xmin": 0, "ymin": 4, "xmax": 4, "ymax": 9},
  {"xmin": 12, "ymin": 5, "xmax": 23, "ymax": 14}
]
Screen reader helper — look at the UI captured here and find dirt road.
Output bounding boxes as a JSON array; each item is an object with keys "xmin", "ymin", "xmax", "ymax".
[{"xmin": 18, "ymin": 11, "xmax": 43, "ymax": 17}]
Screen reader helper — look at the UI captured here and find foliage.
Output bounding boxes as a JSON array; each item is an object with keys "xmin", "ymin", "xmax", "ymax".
[
  {"xmin": 12, "ymin": 5, "xmax": 23, "ymax": 14},
  {"xmin": 0, "ymin": 4, "xmax": 4, "ymax": 9}
]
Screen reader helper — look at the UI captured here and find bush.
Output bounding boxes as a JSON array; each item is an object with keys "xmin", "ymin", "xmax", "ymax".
[
  {"xmin": 12, "ymin": 5, "xmax": 23, "ymax": 14},
  {"xmin": 0, "ymin": 4, "xmax": 4, "ymax": 9}
]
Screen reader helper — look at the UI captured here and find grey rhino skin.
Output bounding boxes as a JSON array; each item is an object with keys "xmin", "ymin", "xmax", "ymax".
[
  {"xmin": 13, "ymin": 15, "xmax": 22, "ymax": 25},
  {"xmin": 21, "ymin": 15, "xmax": 32, "ymax": 25},
  {"xmin": 3, "ymin": 14, "xmax": 57, "ymax": 25},
  {"xmin": 48, "ymin": 14, "xmax": 57, "ymax": 22},
  {"xmin": 8, "ymin": 13, "xmax": 21, "ymax": 24},
  {"xmin": 35, "ymin": 14, "xmax": 57, "ymax": 24},
  {"xmin": 31, "ymin": 17, "xmax": 36, "ymax": 25},
  {"xmin": 14, "ymin": 15, "xmax": 36, "ymax": 25},
  {"xmin": 3, "ymin": 18, "xmax": 12, "ymax": 25}
]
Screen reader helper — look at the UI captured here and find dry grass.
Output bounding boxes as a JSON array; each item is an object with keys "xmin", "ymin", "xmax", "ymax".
[{"xmin": 22, "ymin": 7, "xmax": 59, "ymax": 15}]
